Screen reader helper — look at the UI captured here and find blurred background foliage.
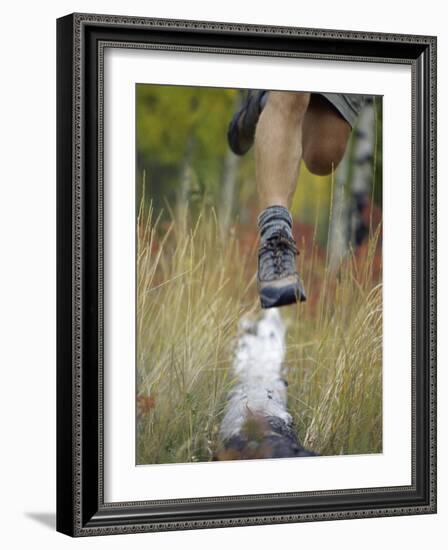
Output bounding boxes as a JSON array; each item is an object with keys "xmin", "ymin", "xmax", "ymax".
[{"xmin": 136, "ymin": 83, "xmax": 382, "ymax": 247}]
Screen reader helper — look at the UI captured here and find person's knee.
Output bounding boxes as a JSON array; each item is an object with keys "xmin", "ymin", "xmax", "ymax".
[
  {"xmin": 303, "ymin": 136, "xmax": 348, "ymax": 176},
  {"xmin": 268, "ymin": 91, "xmax": 310, "ymax": 120}
]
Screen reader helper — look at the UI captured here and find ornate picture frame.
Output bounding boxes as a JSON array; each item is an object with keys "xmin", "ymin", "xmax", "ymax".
[{"xmin": 56, "ymin": 13, "xmax": 436, "ymax": 536}]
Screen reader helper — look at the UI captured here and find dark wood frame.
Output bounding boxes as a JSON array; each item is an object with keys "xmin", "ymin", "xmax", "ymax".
[{"xmin": 57, "ymin": 13, "xmax": 437, "ymax": 537}]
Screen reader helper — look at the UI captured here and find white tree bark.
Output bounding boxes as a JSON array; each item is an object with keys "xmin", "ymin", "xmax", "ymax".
[
  {"xmin": 351, "ymin": 100, "xmax": 376, "ymax": 196},
  {"xmin": 219, "ymin": 94, "xmax": 242, "ymax": 238},
  {"xmin": 328, "ymin": 145, "xmax": 350, "ymax": 273},
  {"xmin": 349, "ymin": 99, "xmax": 376, "ymax": 246},
  {"xmin": 328, "ymin": 98, "xmax": 377, "ymax": 271},
  {"xmin": 219, "ymin": 146, "xmax": 240, "ymax": 238},
  {"xmin": 218, "ymin": 309, "xmax": 314, "ymax": 459}
]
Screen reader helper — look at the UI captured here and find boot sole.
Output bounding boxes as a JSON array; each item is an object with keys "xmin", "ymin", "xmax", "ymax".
[
  {"xmin": 227, "ymin": 90, "xmax": 266, "ymax": 156},
  {"xmin": 259, "ymin": 282, "xmax": 307, "ymax": 309}
]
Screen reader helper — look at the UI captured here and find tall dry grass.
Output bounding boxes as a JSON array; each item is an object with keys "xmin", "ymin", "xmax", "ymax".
[{"xmin": 136, "ymin": 199, "xmax": 382, "ymax": 464}]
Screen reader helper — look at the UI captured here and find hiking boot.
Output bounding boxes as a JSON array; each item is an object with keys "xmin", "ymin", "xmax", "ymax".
[
  {"xmin": 227, "ymin": 90, "xmax": 267, "ymax": 156},
  {"xmin": 257, "ymin": 230, "xmax": 307, "ymax": 309}
]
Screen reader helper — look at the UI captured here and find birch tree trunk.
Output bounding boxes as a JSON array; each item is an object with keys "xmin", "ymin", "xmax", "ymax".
[
  {"xmin": 219, "ymin": 94, "xmax": 242, "ymax": 238},
  {"xmin": 176, "ymin": 134, "xmax": 195, "ymax": 230},
  {"xmin": 349, "ymin": 98, "xmax": 376, "ymax": 247},
  {"xmin": 219, "ymin": 146, "xmax": 240, "ymax": 238},
  {"xmin": 217, "ymin": 309, "xmax": 315, "ymax": 460},
  {"xmin": 328, "ymin": 98, "xmax": 376, "ymax": 271},
  {"xmin": 328, "ymin": 143, "xmax": 351, "ymax": 273}
]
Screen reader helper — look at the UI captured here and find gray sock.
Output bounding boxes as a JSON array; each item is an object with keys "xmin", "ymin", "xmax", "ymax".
[{"xmin": 257, "ymin": 205, "xmax": 293, "ymax": 242}]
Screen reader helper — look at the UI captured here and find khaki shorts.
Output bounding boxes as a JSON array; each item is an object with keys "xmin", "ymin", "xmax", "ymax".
[
  {"xmin": 260, "ymin": 91, "xmax": 365, "ymax": 128},
  {"xmin": 319, "ymin": 93, "xmax": 365, "ymax": 127}
]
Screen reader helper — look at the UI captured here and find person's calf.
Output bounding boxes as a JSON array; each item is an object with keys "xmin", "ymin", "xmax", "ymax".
[
  {"xmin": 255, "ymin": 92, "xmax": 310, "ymax": 210},
  {"xmin": 303, "ymin": 134, "xmax": 349, "ymax": 176},
  {"xmin": 301, "ymin": 95, "xmax": 351, "ymax": 176}
]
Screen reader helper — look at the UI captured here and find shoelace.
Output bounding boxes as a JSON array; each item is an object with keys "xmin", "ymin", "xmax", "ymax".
[{"xmin": 259, "ymin": 231, "xmax": 298, "ymax": 277}]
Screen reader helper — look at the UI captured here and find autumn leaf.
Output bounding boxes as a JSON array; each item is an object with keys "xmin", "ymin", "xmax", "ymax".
[{"xmin": 137, "ymin": 393, "xmax": 156, "ymax": 417}]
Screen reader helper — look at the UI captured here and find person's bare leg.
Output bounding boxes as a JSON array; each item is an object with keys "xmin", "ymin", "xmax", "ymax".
[
  {"xmin": 302, "ymin": 94, "xmax": 351, "ymax": 175},
  {"xmin": 255, "ymin": 92, "xmax": 311, "ymax": 210},
  {"xmin": 255, "ymin": 92, "xmax": 310, "ymax": 308}
]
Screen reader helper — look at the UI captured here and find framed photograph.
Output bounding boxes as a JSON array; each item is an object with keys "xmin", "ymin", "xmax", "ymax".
[{"xmin": 56, "ymin": 13, "xmax": 437, "ymax": 536}]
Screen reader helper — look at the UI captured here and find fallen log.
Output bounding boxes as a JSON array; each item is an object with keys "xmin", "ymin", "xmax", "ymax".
[{"xmin": 217, "ymin": 309, "xmax": 315, "ymax": 460}]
